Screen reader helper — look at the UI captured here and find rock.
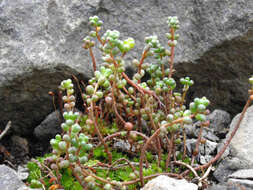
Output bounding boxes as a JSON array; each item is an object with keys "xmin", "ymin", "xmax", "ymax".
[
  {"xmin": 17, "ymin": 165, "xmax": 29, "ymax": 181},
  {"xmin": 0, "ymin": 165, "xmax": 32, "ymax": 190},
  {"xmin": 185, "ymin": 138, "xmax": 217, "ymax": 158},
  {"xmin": 10, "ymin": 135, "xmax": 29, "ymax": 164},
  {"xmin": 203, "ymin": 140, "xmax": 217, "ymax": 155},
  {"xmin": 0, "ymin": 0, "xmax": 252, "ymax": 137},
  {"xmin": 213, "ymin": 157, "xmax": 250, "ymax": 183},
  {"xmin": 113, "ymin": 139, "xmax": 136, "ymax": 152},
  {"xmin": 207, "ymin": 110, "xmax": 231, "ymax": 138},
  {"xmin": 185, "ymin": 139, "xmax": 197, "ymax": 157},
  {"xmin": 227, "ymin": 169, "xmax": 253, "ymax": 189},
  {"xmin": 206, "ymin": 183, "xmax": 243, "ymax": 190},
  {"xmin": 185, "ymin": 121, "xmax": 220, "ymax": 142},
  {"xmin": 228, "ymin": 105, "xmax": 253, "ymax": 166},
  {"xmin": 34, "ymin": 110, "xmax": 62, "ymax": 141},
  {"xmin": 199, "ymin": 155, "xmax": 213, "ymax": 165},
  {"xmin": 141, "ymin": 175, "xmax": 198, "ymax": 190},
  {"xmin": 229, "ymin": 169, "xmax": 253, "ymax": 179},
  {"xmin": 228, "ymin": 179, "xmax": 253, "ymax": 189}
]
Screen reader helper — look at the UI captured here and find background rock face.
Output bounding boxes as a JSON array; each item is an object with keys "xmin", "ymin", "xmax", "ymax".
[{"xmin": 0, "ymin": 0, "xmax": 252, "ymax": 136}]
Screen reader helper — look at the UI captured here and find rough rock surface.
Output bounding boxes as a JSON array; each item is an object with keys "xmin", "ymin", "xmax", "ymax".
[
  {"xmin": 207, "ymin": 110, "xmax": 231, "ymax": 138},
  {"xmin": 140, "ymin": 175, "xmax": 198, "ymax": 190},
  {"xmin": 227, "ymin": 169, "xmax": 253, "ymax": 189},
  {"xmin": 0, "ymin": 165, "xmax": 33, "ymax": 190},
  {"xmin": 206, "ymin": 183, "xmax": 244, "ymax": 190},
  {"xmin": 228, "ymin": 105, "xmax": 253, "ymax": 166},
  {"xmin": 34, "ymin": 110, "xmax": 62, "ymax": 141},
  {"xmin": 0, "ymin": 0, "xmax": 252, "ymax": 136}
]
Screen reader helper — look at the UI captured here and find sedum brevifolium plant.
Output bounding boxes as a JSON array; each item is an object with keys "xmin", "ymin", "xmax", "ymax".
[{"xmin": 27, "ymin": 15, "xmax": 253, "ymax": 190}]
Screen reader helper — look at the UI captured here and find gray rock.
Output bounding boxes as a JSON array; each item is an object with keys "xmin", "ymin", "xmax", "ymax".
[
  {"xmin": 17, "ymin": 165, "xmax": 29, "ymax": 181},
  {"xmin": 34, "ymin": 110, "xmax": 62, "ymax": 141},
  {"xmin": 228, "ymin": 105, "xmax": 253, "ymax": 166},
  {"xmin": 213, "ymin": 157, "xmax": 250, "ymax": 183},
  {"xmin": 228, "ymin": 169, "xmax": 253, "ymax": 189},
  {"xmin": 199, "ymin": 155, "xmax": 213, "ymax": 165},
  {"xmin": 185, "ymin": 122, "xmax": 220, "ymax": 142},
  {"xmin": 0, "ymin": 165, "xmax": 29, "ymax": 190},
  {"xmin": 185, "ymin": 139, "xmax": 197, "ymax": 156},
  {"xmin": 207, "ymin": 110, "xmax": 231, "ymax": 137},
  {"xmin": 229, "ymin": 169, "xmax": 253, "ymax": 179},
  {"xmin": 113, "ymin": 139, "xmax": 136, "ymax": 152},
  {"xmin": 186, "ymin": 138, "xmax": 217, "ymax": 158},
  {"xmin": 228, "ymin": 179, "xmax": 253, "ymax": 189},
  {"xmin": 141, "ymin": 175, "xmax": 198, "ymax": 190},
  {"xmin": 204, "ymin": 140, "xmax": 217, "ymax": 155},
  {"xmin": 0, "ymin": 0, "xmax": 252, "ymax": 137},
  {"xmin": 10, "ymin": 135, "xmax": 29, "ymax": 162},
  {"xmin": 206, "ymin": 183, "xmax": 243, "ymax": 190}
]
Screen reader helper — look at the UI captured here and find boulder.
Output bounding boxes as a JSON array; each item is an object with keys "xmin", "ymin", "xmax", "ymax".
[
  {"xmin": 207, "ymin": 183, "xmax": 245, "ymax": 190},
  {"xmin": 141, "ymin": 175, "xmax": 198, "ymax": 190},
  {"xmin": 0, "ymin": 164, "xmax": 39, "ymax": 190},
  {"xmin": 207, "ymin": 110, "xmax": 231, "ymax": 138},
  {"xmin": 228, "ymin": 169, "xmax": 253, "ymax": 189},
  {"xmin": 34, "ymin": 110, "xmax": 62, "ymax": 141},
  {"xmin": 228, "ymin": 105, "xmax": 253, "ymax": 166},
  {"xmin": 0, "ymin": 0, "xmax": 252, "ymax": 137}
]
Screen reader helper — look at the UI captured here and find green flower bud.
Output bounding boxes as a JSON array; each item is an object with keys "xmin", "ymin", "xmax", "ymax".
[
  {"xmin": 59, "ymin": 160, "xmax": 70, "ymax": 168},
  {"xmin": 69, "ymin": 154, "xmax": 78, "ymax": 162},
  {"xmin": 195, "ymin": 114, "xmax": 206, "ymax": 122},
  {"xmin": 61, "ymin": 123, "xmax": 69, "ymax": 131},
  {"xmin": 79, "ymin": 156, "xmax": 88, "ymax": 164},
  {"xmin": 104, "ymin": 183, "xmax": 112, "ymax": 190},
  {"xmin": 197, "ymin": 104, "xmax": 206, "ymax": 112},
  {"xmin": 86, "ymin": 85, "xmax": 95, "ymax": 95},
  {"xmin": 85, "ymin": 176, "xmax": 95, "ymax": 183},
  {"xmin": 72, "ymin": 123, "xmax": 81, "ymax": 133},
  {"xmin": 183, "ymin": 116, "xmax": 193, "ymax": 124},
  {"xmin": 68, "ymin": 147, "xmax": 77, "ymax": 154},
  {"xmin": 58, "ymin": 141, "xmax": 67, "ymax": 150}
]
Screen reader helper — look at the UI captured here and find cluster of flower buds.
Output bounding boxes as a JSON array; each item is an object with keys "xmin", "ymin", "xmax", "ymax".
[
  {"xmin": 59, "ymin": 79, "xmax": 75, "ymax": 111},
  {"xmin": 89, "ymin": 15, "xmax": 103, "ymax": 27},
  {"xmin": 144, "ymin": 35, "xmax": 168, "ymax": 59},
  {"xmin": 83, "ymin": 36, "xmax": 95, "ymax": 49},
  {"xmin": 101, "ymin": 29, "xmax": 135, "ymax": 54},
  {"xmin": 189, "ymin": 97, "xmax": 210, "ymax": 121},
  {"xmin": 167, "ymin": 16, "xmax": 180, "ymax": 30}
]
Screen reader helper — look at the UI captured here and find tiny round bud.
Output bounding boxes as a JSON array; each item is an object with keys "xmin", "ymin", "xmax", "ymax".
[{"xmin": 124, "ymin": 122, "xmax": 133, "ymax": 131}]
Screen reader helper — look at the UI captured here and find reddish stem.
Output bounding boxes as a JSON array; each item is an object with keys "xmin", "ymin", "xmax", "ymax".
[{"xmin": 89, "ymin": 47, "xmax": 96, "ymax": 71}]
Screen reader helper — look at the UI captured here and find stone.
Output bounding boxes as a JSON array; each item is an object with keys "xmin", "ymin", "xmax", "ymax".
[
  {"xmin": 199, "ymin": 155, "xmax": 213, "ymax": 165},
  {"xmin": 34, "ymin": 110, "xmax": 62, "ymax": 141},
  {"xmin": 17, "ymin": 165, "xmax": 29, "ymax": 181},
  {"xmin": 228, "ymin": 179, "xmax": 253, "ymax": 189},
  {"xmin": 0, "ymin": 0, "xmax": 252, "ymax": 137},
  {"xmin": 228, "ymin": 105, "xmax": 253, "ymax": 166},
  {"xmin": 213, "ymin": 157, "xmax": 250, "ymax": 183},
  {"xmin": 229, "ymin": 169, "xmax": 253, "ymax": 179},
  {"xmin": 10, "ymin": 135, "xmax": 29, "ymax": 164},
  {"xmin": 227, "ymin": 169, "xmax": 253, "ymax": 189},
  {"xmin": 141, "ymin": 175, "xmax": 198, "ymax": 190},
  {"xmin": 206, "ymin": 183, "xmax": 244, "ymax": 190},
  {"xmin": 203, "ymin": 140, "xmax": 217, "ymax": 155},
  {"xmin": 113, "ymin": 139, "xmax": 136, "ymax": 152},
  {"xmin": 207, "ymin": 110, "xmax": 231, "ymax": 138},
  {"xmin": 0, "ymin": 165, "xmax": 31, "ymax": 190}
]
